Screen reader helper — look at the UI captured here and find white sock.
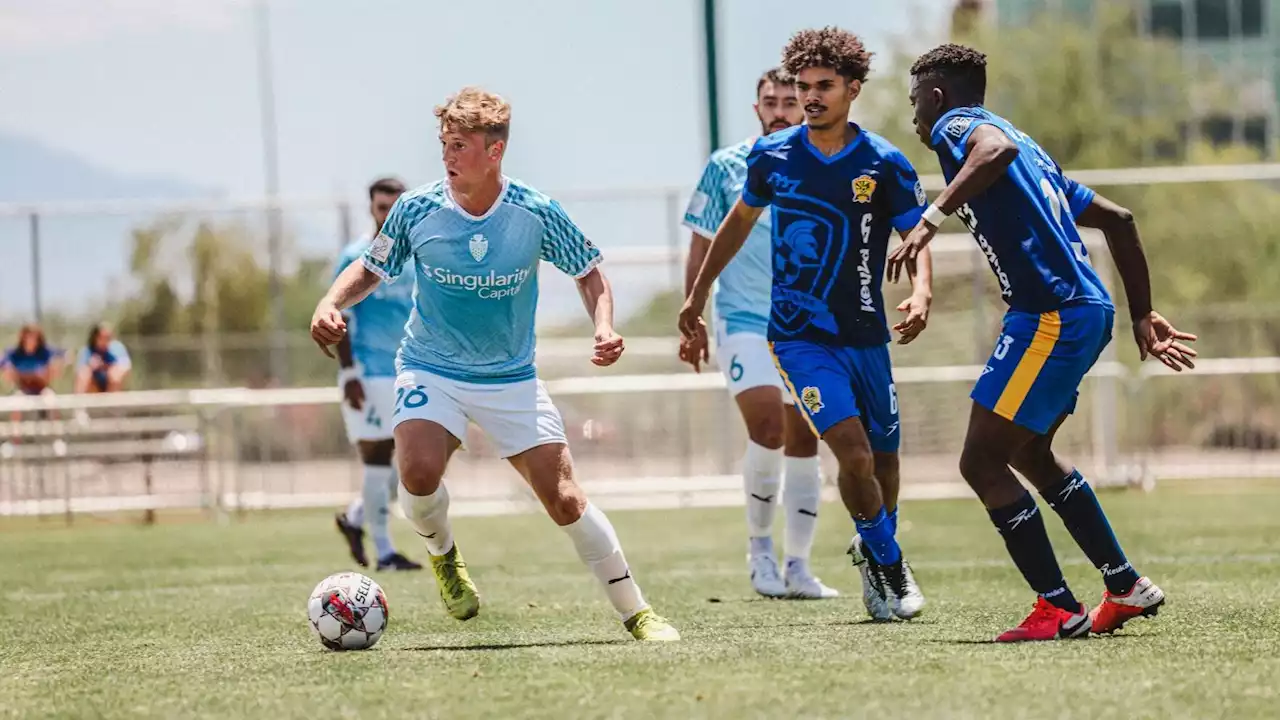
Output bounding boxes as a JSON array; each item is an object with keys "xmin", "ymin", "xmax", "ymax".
[
  {"xmin": 345, "ymin": 497, "xmax": 364, "ymax": 527},
  {"xmin": 743, "ymin": 440, "xmax": 783, "ymax": 543},
  {"xmin": 783, "ymin": 455, "xmax": 822, "ymax": 565},
  {"xmin": 399, "ymin": 482, "xmax": 453, "ymax": 556},
  {"xmin": 561, "ymin": 503, "xmax": 648, "ymax": 621},
  {"xmin": 363, "ymin": 465, "xmax": 395, "ymax": 561}
]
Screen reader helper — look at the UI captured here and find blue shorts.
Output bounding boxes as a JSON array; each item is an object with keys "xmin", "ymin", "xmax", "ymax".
[
  {"xmin": 769, "ymin": 341, "xmax": 899, "ymax": 452},
  {"xmin": 972, "ymin": 304, "xmax": 1113, "ymax": 435}
]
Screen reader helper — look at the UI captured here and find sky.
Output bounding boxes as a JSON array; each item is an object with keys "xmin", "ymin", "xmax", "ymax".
[{"xmin": 0, "ymin": 0, "xmax": 953, "ymax": 321}]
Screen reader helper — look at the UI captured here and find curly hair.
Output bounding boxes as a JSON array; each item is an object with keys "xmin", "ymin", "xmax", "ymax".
[
  {"xmin": 781, "ymin": 27, "xmax": 873, "ymax": 83},
  {"xmin": 434, "ymin": 86, "xmax": 511, "ymax": 145},
  {"xmin": 910, "ymin": 43, "xmax": 988, "ymax": 103}
]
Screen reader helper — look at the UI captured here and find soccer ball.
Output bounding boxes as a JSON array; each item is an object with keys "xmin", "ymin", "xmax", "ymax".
[{"xmin": 307, "ymin": 572, "xmax": 389, "ymax": 651}]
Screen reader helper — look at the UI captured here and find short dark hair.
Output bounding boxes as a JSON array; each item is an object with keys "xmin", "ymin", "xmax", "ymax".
[
  {"xmin": 756, "ymin": 67, "xmax": 795, "ymax": 96},
  {"xmin": 368, "ymin": 176, "xmax": 406, "ymax": 200},
  {"xmin": 910, "ymin": 43, "xmax": 988, "ymax": 104},
  {"xmin": 781, "ymin": 27, "xmax": 873, "ymax": 83}
]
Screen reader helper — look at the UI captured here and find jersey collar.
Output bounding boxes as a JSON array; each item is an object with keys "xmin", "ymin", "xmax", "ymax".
[
  {"xmin": 446, "ymin": 175, "xmax": 511, "ymax": 222},
  {"xmin": 800, "ymin": 122, "xmax": 864, "ymax": 165}
]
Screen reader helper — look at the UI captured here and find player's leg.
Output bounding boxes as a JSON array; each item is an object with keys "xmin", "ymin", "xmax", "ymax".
[
  {"xmin": 733, "ymin": 385, "xmax": 788, "ymax": 597},
  {"xmin": 391, "ymin": 371, "xmax": 477, "ymax": 620},
  {"xmin": 481, "ymin": 378, "xmax": 678, "ymax": 641},
  {"xmin": 847, "ymin": 449, "xmax": 901, "ymax": 621},
  {"xmin": 1006, "ymin": 307, "xmax": 1162, "ymax": 634},
  {"xmin": 965, "ymin": 310, "xmax": 1091, "ymax": 641},
  {"xmin": 357, "ymin": 439, "xmax": 421, "ymax": 571},
  {"xmin": 779, "ymin": 402, "xmax": 832, "ymax": 598}
]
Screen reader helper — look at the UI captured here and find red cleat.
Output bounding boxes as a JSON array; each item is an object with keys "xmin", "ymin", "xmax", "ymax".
[
  {"xmin": 1090, "ymin": 577, "xmax": 1165, "ymax": 635},
  {"xmin": 995, "ymin": 597, "xmax": 1090, "ymax": 643}
]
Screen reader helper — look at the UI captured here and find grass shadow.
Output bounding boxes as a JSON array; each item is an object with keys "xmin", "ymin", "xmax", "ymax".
[{"xmin": 403, "ymin": 638, "xmax": 626, "ymax": 652}]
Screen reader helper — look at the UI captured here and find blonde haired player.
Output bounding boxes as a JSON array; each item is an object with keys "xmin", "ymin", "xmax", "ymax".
[{"xmin": 310, "ymin": 87, "xmax": 678, "ymax": 642}]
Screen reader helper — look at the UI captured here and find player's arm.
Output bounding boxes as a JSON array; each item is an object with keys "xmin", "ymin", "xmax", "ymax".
[
  {"xmin": 539, "ymin": 199, "xmax": 623, "ymax": 367},
  {"xmin": 329, "ymin": 253, "xmax": 365, "ymax": 409},
  {"xmin": 887, "ymin": 124, "xmax": 1018, "ymax": 282},
  {"xmin": 679, "ymin": 199, "xmax": 762, "ymax": 339},
  {"xmin": 1075, "ymin": 191, "xmax": 1197, "ymax": 371},
  {"xmin": 575, "ymin": 267, "xmax": 624, "ymax": 367},
  {"xmin": 680, "ymin": 156, "xmax": 733, "ymax": 369}
]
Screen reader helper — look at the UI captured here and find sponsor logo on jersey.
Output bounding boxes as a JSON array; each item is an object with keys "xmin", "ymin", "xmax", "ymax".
[
  {"xmin": 765, "ymin": 144, "xmax": 791, "ymax": 160},
  {"xmin": 956, "ymin": 204, "xmax": 1012, "ymax": 298},
  {"xmin": 420, "ymin": 264, "xmax": 531, "ymax": 300},
  {"xmin": 944, "ymin": 115, "xmax": 974, "ymax": 138},
  {"xmin": 914, "ymin": 180, "xmax": 927, "ymax": 206},
  {"xmin": 801, "ymin": 386, "xmax": 824, "ymax": 414},
  {"xmin": 468, "ymin": 233, "xmax": 488, "ymax": 262},
  {"xmin": 370, "ymin": 233, "xmax": 392, "ymax": 262},
  {"xmin": 852, "ymin": 175, "xmax": 877, "ymax": 203}
]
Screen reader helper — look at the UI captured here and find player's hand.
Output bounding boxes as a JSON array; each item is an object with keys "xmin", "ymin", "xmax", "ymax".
[
  {"xmin": 311, "ymin": 302, "xmax": 346, "ymax": 358},
  {"xmin": 893, "ymin": 292, "xmax": 931, "ymax": 345},
  {"xmin": 343, "ymin": 378, "xmax": 365, "ymax": 411},
  {"xmin": 678, "ymin": 334, "xmax": 709, "ymax": 373},
  {"xmin": 1134, "ymin": 311, "xmax": 1197, "ymax": 372},
  {"xmin": 592, "ymin": 327, "xmax": 625, "ymax": 367},
  {"xmin": 887, "ymin": 221, "xmax": 938, "ymax": 284},
  {"xmin": 677, "ymin": 292, "xmax": 709, "ymax": 341}
]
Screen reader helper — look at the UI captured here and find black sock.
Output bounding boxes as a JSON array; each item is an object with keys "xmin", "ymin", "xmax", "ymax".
[
  {"xmin": 987, "ymin": 492, "xmax": 1079, "ymax": 612},
  {"xmin": 1042, "ymin": 469, "xmax": 1141, "ymax": 596}
]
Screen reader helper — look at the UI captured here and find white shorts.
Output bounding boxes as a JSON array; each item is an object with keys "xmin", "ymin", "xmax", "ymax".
[
  {"xmin": 392, "ymin": 370, "xmax": 568, "ymax": 458},
  {"xmin": 341, "ymin": 376, "xmax": 397, "ymax": 444},
  {"xmin": 715, "ymin": 324, "xmax": 792, "ymax": 405}
]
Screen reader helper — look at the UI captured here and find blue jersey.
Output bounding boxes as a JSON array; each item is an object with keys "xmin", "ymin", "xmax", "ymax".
[
  {"xmin": 743, "ymin": 124, "xmax": 926, "ymax": 347},
  {"xmin": 336, "ymin": 237, "xmax": 414, "ymax": 378},
  {"xmin": 362, "ymin": 177, "xmax": 601, "ymax": 384},
  {"xmin": 683, "ymin": 138, "xmax": 772, "ymax": 337},
  {"xmin": 930, "ymin": 106, "xmax": 1112, "ymax": 313},
  {"xmin": 3, "ymin": 345, "xmax": 63, "ymax": 375}
]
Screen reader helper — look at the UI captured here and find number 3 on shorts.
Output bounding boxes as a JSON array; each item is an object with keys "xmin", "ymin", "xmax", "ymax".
[{"xmin": 394, "ymin": 385, "xmax": 429, "ymax": 415}]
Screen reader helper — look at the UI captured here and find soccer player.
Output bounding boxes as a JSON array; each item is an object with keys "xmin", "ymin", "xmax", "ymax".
[
  {"xmin": 681, "ymin": 67, "xmax": 834, "ymax": 600},
  {"xmin": 331, "ymin": 177, "xmax": 423, "ymax": 573},
  {"xmin": 892, "ymin": 44, "xmax": 1197, "ymax": 641},
  {"xmin": 2, "ymin": 324, "xmax": 65, "ymax": 397},
  {"xmin": 310, "ymin": 87, "xmax": 679, "ymax": 642},
  {"xmin": 679, "ymin": 27, "xmax": 934, "ymax": 620},
  {"xmin": 73, "ymin": 323, "xmax": 131, "ymax": 394}
]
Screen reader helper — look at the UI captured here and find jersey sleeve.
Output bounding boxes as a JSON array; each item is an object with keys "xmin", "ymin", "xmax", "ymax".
[
  {"xmin": 682, "ymin": 156, "xmax": 731, "ymax": 239},
  {"xmin": 884, "ymin": 150, "xmax": 927, "ymax": 232},
  {"xmin": 109, "ymin": 341, "xmax": 132, "ymax": 370},
  {"xmin": 76, "ymin": 348, "xmax": 91, "ymax": 368},
  {"xmin": 362, "ymin": 194, "xmax": 418, "ymax": 283},
  {"xmin": 741, "ymin": 140, "xmax": 774, "ymax": 208},
  {"xmin": 538, "ymin": 199, "xmax": 603, "ymax": 278},
  {"xmin": 931, "ymin": 113, "xmax": 998, "ymax": 166},
  {"xmin": 1062, "ymin": 176, "xmax": 1096, "ymax": 219}
]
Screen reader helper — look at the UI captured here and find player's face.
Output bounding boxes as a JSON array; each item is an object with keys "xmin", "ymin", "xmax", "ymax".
[
  {"xmin": 795, "ymin": 67, "xmax": 858, "ymax": 132},
  {"xmin": 754, "ymin": 80, "xmax": 802, "ymax": 135},
  {"xmin": 369, "ymin": 190, "xmax": 401, "ymax": 235},
  {"xmin": 909, "ymin": 75, "xmax": 943, "ymax": 148},
  {"xmin": 440, "ymin": 128, "xmax": 504, "ymax": 189}
]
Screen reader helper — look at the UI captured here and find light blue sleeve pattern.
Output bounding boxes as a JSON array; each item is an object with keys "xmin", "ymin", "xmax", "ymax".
[
  {"xmin": 362, "ymin": 193, "xmax": 431, "ymax": 283},
  {"xmin": 537, "ymin": 199, "xmax": 602, "ymax": 278},
  {"xmin": 683, "ymin": 155, "xmax": 731, "ymax": 239}
]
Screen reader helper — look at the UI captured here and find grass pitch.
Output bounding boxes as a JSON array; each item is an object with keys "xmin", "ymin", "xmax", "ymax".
[{"xmin": 3, "ymin": 479, "xmax": 1279, "ymax": 719}]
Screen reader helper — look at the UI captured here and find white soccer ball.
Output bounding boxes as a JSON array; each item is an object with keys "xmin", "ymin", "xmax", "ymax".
[{"xmin": 307, "ymin": 572, "xmax": 389, "ymax": 651}]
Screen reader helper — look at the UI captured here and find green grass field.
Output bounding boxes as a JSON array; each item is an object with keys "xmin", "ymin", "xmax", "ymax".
[{"xmin": 3, "ymin": 480, "xmax": 1279, "ymax": 719}]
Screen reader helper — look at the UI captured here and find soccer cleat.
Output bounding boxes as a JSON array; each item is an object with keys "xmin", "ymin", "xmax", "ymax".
[
  {"xmin": 428, "ymin": 544, "xmax": 480, "ymax": 621},
  {"xmin": 784, "ymin": 560, "xmax": 840, "ymax": 599},
  {"xmin": 748, "ymin": 551, "xmax": 787, "ymax": 598},
  {"xmin": 623, "ymin": 609, "xmax": 681, "ymax": 642},
  {"xmin": 334, "ymin": 512, "xmax": 368, "ymax": 568},
  {"xmin": 996, "ymin": 597, "xmax": 1090, "ymax": 642},
  {"xmin": 870, "ymin": 555, "xmax": 926, "ymax": 620},
  {"xmin": 1090, "ymin": 576, "xmax": 1165, "ymax": 635},
  {"xmin": 847, "ymin": 535, "xmax": 893, "ymax": 621},
  {"xmin": 376, "ymin": 552, "xmax": 424, "ymax": 572}
]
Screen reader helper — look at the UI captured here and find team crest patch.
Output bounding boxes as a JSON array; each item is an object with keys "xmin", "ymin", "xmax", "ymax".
[
  {"xmin": 800, "ymin": 386, "xmax": 824, "ymax": 414},
  {"xmin": 469, "ymin": 233, "xmax": 488, "ymax": 262},
  {"xmin": 852, "ymin": 175, "xmax": 876, "ymax": 204},
  {"xmin": 369, "ymin": 233, "xmax": 392, "ymax": 262}
]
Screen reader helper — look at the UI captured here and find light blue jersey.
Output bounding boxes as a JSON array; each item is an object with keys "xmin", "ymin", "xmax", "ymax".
[
  {"xmin": 683, "ymin": 138, "xmax": 772, "ymax": 336},
  {"xmin": 336, "ymin": 237, "xmax": 415, "ymax": 378},
  {"xmin": 362, "ymin": 177, "xmax": 601, "ymax": 384}
]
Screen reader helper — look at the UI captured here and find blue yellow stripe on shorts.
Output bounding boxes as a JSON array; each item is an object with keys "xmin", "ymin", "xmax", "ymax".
[
  {"xmin": 768, "ymin": 341, "xmax": 821, "ymax": 437},
  {"xmin": 972, "ymin": 305, "xmax": 1114, "ymax": 435}
]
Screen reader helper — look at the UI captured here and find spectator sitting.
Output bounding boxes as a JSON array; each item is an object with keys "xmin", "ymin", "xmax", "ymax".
[
  {"xmin": 74, "ymin": 323, "xmax": 132, "ymax": 394},
  {"xmin": 2, "ymin": 323, "xmax": 65, "ymax": 397}
]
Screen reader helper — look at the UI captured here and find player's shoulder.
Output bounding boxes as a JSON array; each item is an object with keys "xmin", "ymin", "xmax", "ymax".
[
  {"xmin": 503, "ymin": 176, "xmax": 565, "ymax": 219},
  {"xmin": 931, "ymin": 106, "xmax": 1006, "ymax": 147},
  {"xmin": 394, "ymin": 181, "xmax": 449, "ymax": 220},
  {"xmin": 708, "ymin": 138, "xmax": 755, "ymax": 168},
  {"xmin": 859, "ymin": 128, "xmax": 912, "ymax": 164},
  {"xmin": 750, "ymin": 126, "xmax": 804, "ymax": 154}
]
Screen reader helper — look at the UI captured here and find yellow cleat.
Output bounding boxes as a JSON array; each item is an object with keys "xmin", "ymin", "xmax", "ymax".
[
  {"xmin": 624, "ymin": 609, "xmax": 680, "ymax": 642},
  {"xmin": 429, "ymin": 544, "xmax": 480, "ymax": 621}
]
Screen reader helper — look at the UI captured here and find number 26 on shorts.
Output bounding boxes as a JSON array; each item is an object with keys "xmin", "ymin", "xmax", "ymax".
[{"xmin": 394, "ymin": 385, "xmax": 428, "ymax": 415}]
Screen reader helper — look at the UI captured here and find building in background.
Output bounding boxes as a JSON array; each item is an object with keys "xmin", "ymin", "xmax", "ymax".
[{"xmin": 988, "ymin": 0, "xmax": 1278, "ymax": 156}]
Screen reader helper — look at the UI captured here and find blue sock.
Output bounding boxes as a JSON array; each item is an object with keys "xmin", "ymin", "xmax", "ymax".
[
  {"xmin": 1042, "ymin": 469, "xmax": 1140, "ymax": 595},
  {"xmin": 987, "ymin": 492, "xmax": 1079, "ymax": 612},
  {"xmin": 888, "ymin": 507, "xmax": 899, "ymax": 537},
  {"xmin": 855, "ymin": 507, "xmax": 901, "ymax": 565}
]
